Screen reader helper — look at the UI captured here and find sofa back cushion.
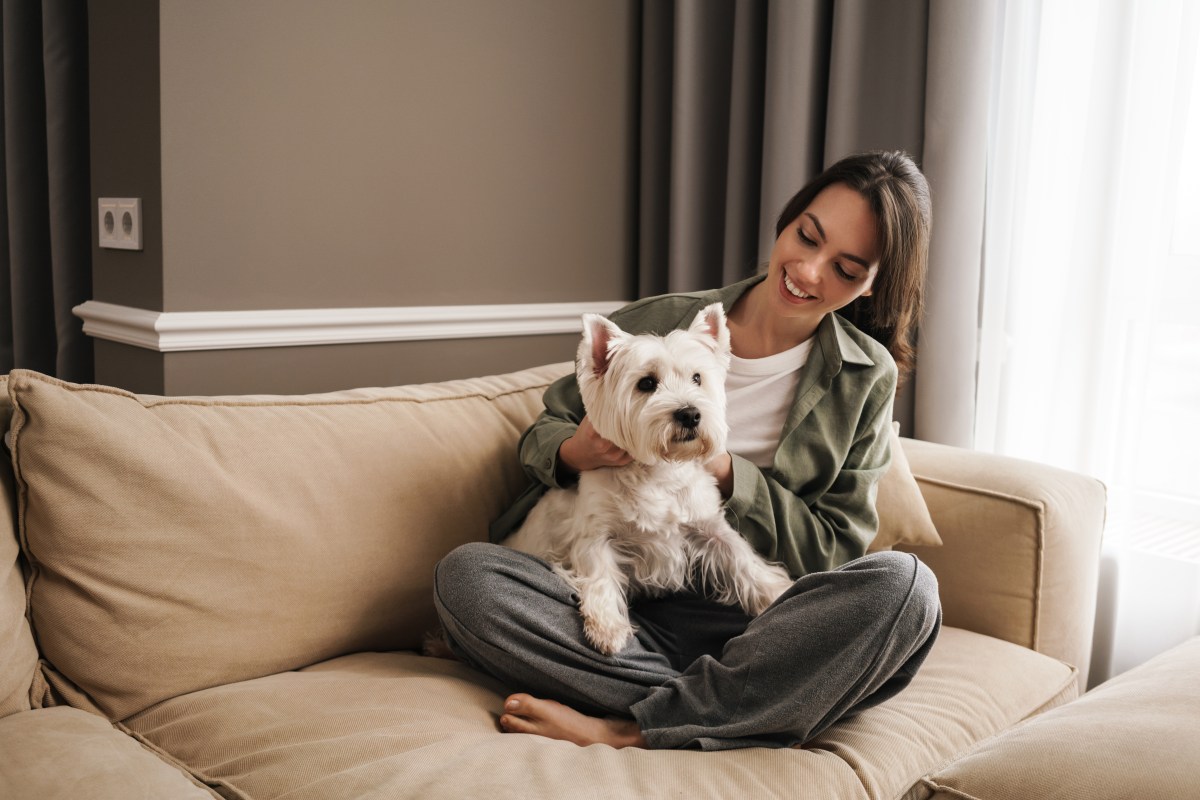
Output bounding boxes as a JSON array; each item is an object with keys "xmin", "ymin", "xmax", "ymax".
[
  {"xmin": 7, "ymin": 365, "xmax": 568, "ymax": 721},
  {"xmin": 0, "ymin": 376, "xmax": 39, "ymax": 718}
]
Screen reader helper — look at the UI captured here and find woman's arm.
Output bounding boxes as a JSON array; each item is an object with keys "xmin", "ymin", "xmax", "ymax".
[
  {"xmin": 719, "ymin": 372, "xmax": 896, "ymax": 577},
  {"xmin": 515, "ymin": 372, "xmax": 585, "ymax": 490}
]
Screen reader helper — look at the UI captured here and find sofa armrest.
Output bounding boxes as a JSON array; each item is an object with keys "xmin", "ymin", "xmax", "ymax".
[{"xmin": 897, "ymin": 438, "xmax": 1106, "ymax": 689}]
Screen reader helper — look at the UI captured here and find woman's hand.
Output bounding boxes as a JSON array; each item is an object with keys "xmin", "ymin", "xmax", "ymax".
[
  {"xmin": 557, "ymin": 416, "xmax": 632, "ymax": 479},
  {"xmin": 705, "ymin": 452, "xmax": 734, "ymax": 500}
]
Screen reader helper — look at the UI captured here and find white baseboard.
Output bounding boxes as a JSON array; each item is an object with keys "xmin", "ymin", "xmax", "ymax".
[{"xmin": 73, "ymin": 299, "xmax": 627, "ymax": 353}]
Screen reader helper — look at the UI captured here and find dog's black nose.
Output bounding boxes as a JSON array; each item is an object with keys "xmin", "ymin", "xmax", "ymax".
[{"xmin": 674, "ymin": 406, "xmax": 701, "ymax": 429}]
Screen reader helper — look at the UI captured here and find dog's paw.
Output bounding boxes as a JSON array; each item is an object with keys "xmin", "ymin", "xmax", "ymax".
[
  {"xmin": 582, "ymin": 613, "xmax": 634, "ymax": 655},
  {"xmin": 741, "ymin": 565, "xmax": 794, "ymax": 616},
  {"xmin": 420, "ymin": 627, "xmax": 460, "ymax": 661}
]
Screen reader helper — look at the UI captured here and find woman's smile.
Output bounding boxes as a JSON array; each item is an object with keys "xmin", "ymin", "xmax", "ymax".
[{"xmin": 781, "ymin": 272, "xmax": 818, "ymax": 303}]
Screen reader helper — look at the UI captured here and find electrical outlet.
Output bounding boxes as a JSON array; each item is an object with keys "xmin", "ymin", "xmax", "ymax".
[{"xmin": 98, "ymin": 197, "xmax": 143, "ymax": 250}]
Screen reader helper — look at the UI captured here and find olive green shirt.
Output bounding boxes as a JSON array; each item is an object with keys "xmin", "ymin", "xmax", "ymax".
[{"xmin": 489, "ymin": 274, "xmax": 897, "ymax": 577}]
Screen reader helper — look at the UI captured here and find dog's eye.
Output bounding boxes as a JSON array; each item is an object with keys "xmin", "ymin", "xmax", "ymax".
[
  {"xmin": 692, "ymin": 373, "xmax": 702, "ymax": 386},
  {"xmin": 636, "ymin": 376, "xmax": 658, "ymax": 393}
]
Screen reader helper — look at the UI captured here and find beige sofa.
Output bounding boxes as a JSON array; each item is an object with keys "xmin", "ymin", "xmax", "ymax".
[{"xmin": 0, "ymin": 362, "xmax": 1163, "ymax": 800}]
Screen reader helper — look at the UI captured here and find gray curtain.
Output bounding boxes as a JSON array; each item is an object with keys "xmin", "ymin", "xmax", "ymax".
[
  {"xmin": 638, "ymin": 0, "xmax": 768, "ymax": 298},
  {"xmin": 636, "ymin": 0, "xmax": 996, "ymax": 444},
  {"xmin": 1, "ymin": 0, "xmax": 92, "ymax": 381}
]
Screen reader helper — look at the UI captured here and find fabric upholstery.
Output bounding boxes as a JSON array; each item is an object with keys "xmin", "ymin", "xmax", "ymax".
[
  {"xmin": 899, "ymin": 437, "xmax": 1106, "ymax": 689},
  {"xmin": 919, "ymin": 636, "xmax": 1200, "ymax": 800},
  {"xmin": 0, "ymin": 706, "xmax": 214, "ymax": 799},
  {"xmin": 868, "ymin": 423, "xmax": 942, "ymax": 552},
  {"xmin": 122, "ymin": 628, "xmax": 1076, "ymax": 800},
  {"xmin": 6, "ymin": 365, "xmax": 561, "ymax": 721},
  {"xmin": 0, "ymin": 376, "xmax": 38, "ymax": 718}
]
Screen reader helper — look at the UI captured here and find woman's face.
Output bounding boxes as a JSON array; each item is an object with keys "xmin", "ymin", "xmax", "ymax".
[{"xmin": 765, "ymin": 182, "xmax": 881, "ymax": 326}]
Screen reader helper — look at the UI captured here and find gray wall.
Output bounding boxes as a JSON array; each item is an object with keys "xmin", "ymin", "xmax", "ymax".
[{"xmin": 89, "ymin": 0, "xmax": 638, "ymax": 394}]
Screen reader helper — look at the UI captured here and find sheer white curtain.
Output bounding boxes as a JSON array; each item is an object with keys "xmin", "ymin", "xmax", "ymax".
[{"xmin": 979, "ymin": 0, "xmax": 1200, "ymax": 536}]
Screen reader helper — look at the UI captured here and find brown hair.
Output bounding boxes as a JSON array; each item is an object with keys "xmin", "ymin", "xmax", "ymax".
[{"xmin": 774, "ymin": 150, "xmax": 932, "ymax": 384}]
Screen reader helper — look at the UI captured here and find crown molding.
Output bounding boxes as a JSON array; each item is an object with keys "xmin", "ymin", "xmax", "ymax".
[{"xmin": 73, "ymin": 299, "xmax": 627, "ymax": 353}]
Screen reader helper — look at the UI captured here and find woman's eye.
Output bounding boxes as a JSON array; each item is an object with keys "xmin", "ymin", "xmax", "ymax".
[
  {"xmin": 797, "ymin": 228, "xmax": 816, "ymax": 246},
  {"xmin": 834, "ymin": 263, "xmax": 863, "ymax": 282},
  {"xmin": 637, "ymin": 376, "xmax": 658, "ymax": 393},
  {"xmin": 692, "ymin": 373, "xmax": 702, "ymax": 385}
]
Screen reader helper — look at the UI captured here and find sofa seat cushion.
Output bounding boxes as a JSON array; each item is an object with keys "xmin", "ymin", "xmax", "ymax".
[
  {"xmin": 122, "ymin": 627, "xmax": 1075, "ymax": 800},
  {"xmin": 918, "ymin": 635, "xmax": 1200, "ymax": 800},
  {"xmin": 0, "ymin": 706, "xmax": 215, "ymax": 799}
]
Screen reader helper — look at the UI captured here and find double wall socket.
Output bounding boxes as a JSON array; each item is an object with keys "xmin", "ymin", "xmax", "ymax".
[{"xmin": 98, "ymin": 197, "xmax": 143, "ymax": 250}]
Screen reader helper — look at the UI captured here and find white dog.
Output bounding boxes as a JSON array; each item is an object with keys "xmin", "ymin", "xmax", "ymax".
[{"xmin": 502, "ymin": 303, "xmax": 795, "ymax": 655}]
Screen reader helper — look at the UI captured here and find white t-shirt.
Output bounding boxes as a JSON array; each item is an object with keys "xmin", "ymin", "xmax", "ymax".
[{"xmin": 724, "ymin": 338, "xmax": 814, "ymax": 468}]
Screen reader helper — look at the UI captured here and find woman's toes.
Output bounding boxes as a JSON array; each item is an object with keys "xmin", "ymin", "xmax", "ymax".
[
  {"xmin": 499, "ymin": 713, "xmax": 535, "ymax": 734},
  {"xmin": 504, "ymin": 693, "xmax": 534, "ymax": 715}
]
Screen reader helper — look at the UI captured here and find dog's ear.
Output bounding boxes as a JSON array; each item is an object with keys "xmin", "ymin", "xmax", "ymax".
[
  {"xmin": 579, "ymin": 314, "xmax": 625, "ymax": 378},
  {"xmin": 689, "ymin": 303, "xmax": 731, "ymax": 355}
]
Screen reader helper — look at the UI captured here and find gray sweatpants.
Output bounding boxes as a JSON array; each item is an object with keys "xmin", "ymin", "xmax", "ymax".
[{"xmin": 433, "ymin": 542, "xmax": 941, "ymax": 750}]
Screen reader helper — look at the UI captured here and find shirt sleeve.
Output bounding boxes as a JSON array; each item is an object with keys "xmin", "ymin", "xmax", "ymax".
[
  {"xmin": 723, "ymin": 370, "xmax": 896, "ymax": 577},
  {"xmin": 516, "ymin": 370, "xmax": 586, "ymax": 489}
]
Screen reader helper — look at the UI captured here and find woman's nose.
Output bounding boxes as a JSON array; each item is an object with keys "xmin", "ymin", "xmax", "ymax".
[{"xmin": 796, "ymin": 256, "xmax": 821, "ymax": 282}]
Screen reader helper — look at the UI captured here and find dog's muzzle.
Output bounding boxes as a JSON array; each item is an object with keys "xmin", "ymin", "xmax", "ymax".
[
  {"xmin": 672, "ymin": 406, "xmax": 701, "ymax": 442},
  {"xmin": 674, "ymin": 406, "xmax": 701, "ymax": 429}
]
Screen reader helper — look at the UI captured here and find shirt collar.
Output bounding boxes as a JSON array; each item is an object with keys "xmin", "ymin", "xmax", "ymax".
[{"xmin": 829, "ymin": 314, "xmax": 875, "ymax": 366}]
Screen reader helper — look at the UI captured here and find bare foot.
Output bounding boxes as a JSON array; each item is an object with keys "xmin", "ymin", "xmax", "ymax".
[{"xmin": 499, "ymin": 693, "xmax": 646, "ymax": 749}]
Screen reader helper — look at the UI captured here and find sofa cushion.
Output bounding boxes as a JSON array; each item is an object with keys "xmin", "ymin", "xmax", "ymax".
[
  {"xmin": 868, "ymin": 423, "xmax": 942, "ymax": 552},
  {"xmin": 0, "ymin": 706, "xmax": 215, "ymax": 799},
  {"xmin": 121, "ymin": 627, "xmax": 1075, "ymax": 800},
  {"xmin": 6, "ymin": 365, "xmax": 565, "ymax": 721},
  {"xmin": 0, "ymin": 376, "xmax": 39, "ymax": 718},
  {"xmin": 918, "ymin": 635, "xmax": 1200, "ymax": 800}
]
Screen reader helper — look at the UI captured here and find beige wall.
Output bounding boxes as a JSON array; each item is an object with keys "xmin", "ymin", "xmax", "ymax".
[{"xmin": 89, "ymin": 0, "xmax": 637, "ymax": 394}]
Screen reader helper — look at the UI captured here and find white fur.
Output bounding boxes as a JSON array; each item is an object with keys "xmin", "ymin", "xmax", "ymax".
[{"xmin": 502, "ymin": 303, "xmax": 795, "ymax": 655}]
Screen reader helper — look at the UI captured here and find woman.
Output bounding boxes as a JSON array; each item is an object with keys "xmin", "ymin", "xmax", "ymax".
[{"xmin": 434, "ymin": 150, "xmax": 941, "ymax": 751}]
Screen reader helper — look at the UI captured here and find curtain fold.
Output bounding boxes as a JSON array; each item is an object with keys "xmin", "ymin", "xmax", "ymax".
[
  {"xmin": 757, "ymin": 0, "xmax": 832, "ymax": 259},
  {"xmin": 912, "ymin": 0, "xmax": 998, "ymax": 446},
  {"xmin": 639, "ymin": 0, "xmax": 768, "ymax": 298},
  {"xmin": 1, "ymin": 0, "xmax": 92, "ymax": 381},
  {"xmin": 824, "ymin": 0, "xmax": 928, "ymax": 162},
  {"xmin": 978, "ymin": 0, "xmax": 1200, "ymax": 504}
]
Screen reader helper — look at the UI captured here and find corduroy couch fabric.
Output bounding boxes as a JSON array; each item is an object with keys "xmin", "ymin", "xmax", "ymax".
[{"xmin": 0, "ymin": 364, "xmax": 1113, "ymax": 799}]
